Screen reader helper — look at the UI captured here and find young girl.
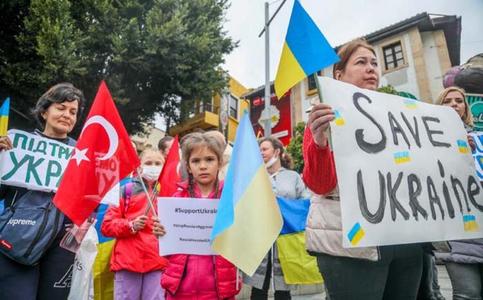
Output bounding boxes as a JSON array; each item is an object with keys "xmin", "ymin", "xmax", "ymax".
[
  {"xmin": 160, "ymin": 132, "xmax": 241, "ymax": 300},
  {"xmin": 101, "ymin": 149, "xmax": 168, "ymax": 300}
]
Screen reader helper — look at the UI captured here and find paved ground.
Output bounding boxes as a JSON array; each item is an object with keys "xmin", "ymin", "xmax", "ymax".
[{"xmin": 237, "ymin": 265, "xmax": 453, "ymax": 299}]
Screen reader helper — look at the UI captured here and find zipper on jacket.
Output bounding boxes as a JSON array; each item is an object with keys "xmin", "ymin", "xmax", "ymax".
[{"xmin": 23, "ymin": 205, "xmax": 50, "ymax": 258}]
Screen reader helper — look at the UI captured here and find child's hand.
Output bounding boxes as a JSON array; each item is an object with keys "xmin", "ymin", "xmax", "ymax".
[
  {"xmin": 131, "ymin": 215, "xmax": 148, "ymax": 232},
  {"xmin": 152, "ymin": 217, "xmax": 166, "ymax": 237}
]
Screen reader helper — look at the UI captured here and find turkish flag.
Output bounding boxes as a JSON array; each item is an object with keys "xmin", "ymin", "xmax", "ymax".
[
  {"xmin": 157, "ymin": 135, "xmax": 180, "ymax": 197},
  {"xmin": 53, "ymin": 81, "xmax": 140, "ymax": 225}
]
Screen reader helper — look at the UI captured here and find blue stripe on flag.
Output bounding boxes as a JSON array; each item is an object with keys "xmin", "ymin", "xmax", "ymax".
[
  {"xmin": 285, "ymin": 0, "xmax": 339, "ymax": 75},
  {"xmin": 464, "ymin": 215, "xmax": 476, "ymax": 222},
  {"xmin": 347, "ymin": 222, "xmax": 361, "ymax": 241},
  {"xmin": 277, "ymin": 197, "xmax": 310, "ymax": 234}
]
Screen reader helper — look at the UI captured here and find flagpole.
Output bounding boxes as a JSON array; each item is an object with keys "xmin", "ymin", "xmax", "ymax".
[
  {"xmin": 313, "ymin": 73, "xmax": 333, "ymax": 148},
  {"xmin": 136, "ymin": 173, "xmax": 158, "ymax": 217}
]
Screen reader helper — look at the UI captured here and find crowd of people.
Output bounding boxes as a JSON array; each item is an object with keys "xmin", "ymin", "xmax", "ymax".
[{"xmin": 0, "ymin": 39, "xmax": 481, "ymax": 300}]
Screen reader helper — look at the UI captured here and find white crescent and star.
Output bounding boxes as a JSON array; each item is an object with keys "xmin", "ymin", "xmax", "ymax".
[{"xmin": 71, "ymin": 115, "xmax": 119, "ymax": 166}]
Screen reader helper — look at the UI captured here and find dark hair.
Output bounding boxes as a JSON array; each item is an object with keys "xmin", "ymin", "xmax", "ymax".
[
  {"xmin": 158, "ymin": 135, "xmax": 174, "ymax": 152},
  {"xmin": 32, "ymin": 82, "xmax": 85, "ymax": 129},
  {"xmin": 332, "ymin": 39, "xmax": 376, "ymax": 78},
  {"xmin": 258, "ymin": 136, "xmax": 292, "ymax": 169}
]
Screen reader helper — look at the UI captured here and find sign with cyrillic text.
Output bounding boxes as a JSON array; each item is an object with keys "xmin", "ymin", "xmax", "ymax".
[
  {"xmin": 0, "ymin": 130, "xmax": 73, "ymax": 192},
  {"xmin": 318, "ymin": 77, "xmax": 483, "ymax": 248},
  {"xmin": 157, "ymin": 197, "xmax": 219, "ymax": 255}
]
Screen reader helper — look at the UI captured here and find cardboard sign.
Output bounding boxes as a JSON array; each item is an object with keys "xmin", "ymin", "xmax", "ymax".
[
  {"xmin": 0, "ymin": 130, "xmax": 73, "ymax": 192},
  {"xmin": 318, "ymin": 77, "xmax": 483, "ymax": 248}
]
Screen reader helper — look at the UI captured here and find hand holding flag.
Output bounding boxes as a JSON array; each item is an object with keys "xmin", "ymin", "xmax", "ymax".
[{"xmin": 0, "ymin": 97, "xmax": 10, "ymax": 136}]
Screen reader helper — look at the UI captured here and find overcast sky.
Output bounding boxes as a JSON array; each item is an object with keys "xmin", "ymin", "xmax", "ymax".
[{"xmin": 223, "ymin": 0, "xmax": 483, "ymax": 89}]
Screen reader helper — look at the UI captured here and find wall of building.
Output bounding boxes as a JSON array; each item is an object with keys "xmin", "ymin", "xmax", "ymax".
[{"xmin": 421, "ymin": 31, "xmax": 445, "ymax": 102}]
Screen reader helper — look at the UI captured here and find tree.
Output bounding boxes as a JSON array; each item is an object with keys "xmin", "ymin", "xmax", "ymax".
[
  {"xmin": 0, "ymin": 0, "xmax": 236, "ymax": 135},
  {"xmin": 286, "ymin": 122, "xmax": 305, "ymax": 174}
]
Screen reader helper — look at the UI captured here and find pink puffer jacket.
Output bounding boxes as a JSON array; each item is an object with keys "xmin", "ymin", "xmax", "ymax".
[{"xmin": 161, "ymin": 181, "xmax": 241, "ymax": 300}]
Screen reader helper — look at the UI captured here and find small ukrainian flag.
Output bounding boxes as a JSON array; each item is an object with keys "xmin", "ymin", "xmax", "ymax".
[
  {"xmin": 394, "ymin": 151, "xmax": 411, "ymax": 164},
  {"xmin": 463, "ymin": 215, "xmax": 479, "ymax": 232},
  {"xmin": 457, "ymin": 140, "xmax": 469, "ymax": 154},
  {"xmin": 404, "ymin": 99, "xmax": 418, "ymax": 109},
  {"xmin": 334, "ymin": 110, "xmax": 345, "ymax": 126},
  {"xmin": 347, "ymin": 222, "xmax": 365, "ymax": 246},
  {"xmin": 0, "ymin": 97, "xmax": 10, "ymax": 136}
]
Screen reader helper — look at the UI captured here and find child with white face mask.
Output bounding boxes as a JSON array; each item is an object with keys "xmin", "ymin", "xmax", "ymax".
[{"xmin": 101, "ymin": 149, "xmax": 167, "ymax": 300}]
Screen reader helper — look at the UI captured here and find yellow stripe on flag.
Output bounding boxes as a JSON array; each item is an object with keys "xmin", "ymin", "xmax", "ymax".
[
  {"xmin": 211, "ymin": 166, "xmax": 283, "ymax": 276},
  {"xmin": 93, "ymin": 240, "xmax": 115, "ymax": 300},
  {"xmin": 276, "ymin": 232, "xmax": 323, "ymax": 284},
  {"xmin": 274, "ymin": 43, "xmax": 307, "ymax": 99}
]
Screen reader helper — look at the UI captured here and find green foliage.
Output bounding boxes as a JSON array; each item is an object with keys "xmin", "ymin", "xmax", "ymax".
[
  {"xmin": 0, "ymin": 0, "xmax": 236, "ymax": 135},
  {"xmin": 377, "ymin": 84, "xmax": 399, "ymax": 95},
  {"xmin": 286, "ymin": 122, "xmax": 305, "ymax": 174}
]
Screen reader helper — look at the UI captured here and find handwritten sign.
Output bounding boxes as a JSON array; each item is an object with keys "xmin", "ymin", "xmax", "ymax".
[
  {"xmin": 157, "ymin": 197, "xmax": 219, "ymax": 255},
  {"xmin": 0, "ymin": 130, "xmax": 73, "ymax": 192},
  {"xmin": 318, "ymin": 77, "xmax": 483, "ymax": 248}
]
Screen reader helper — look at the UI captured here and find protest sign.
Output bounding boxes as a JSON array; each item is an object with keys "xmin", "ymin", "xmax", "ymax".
[
  {"xmin": 0, "ymin": 129, "xmax": 73, "ymax": 192},
  {"xmin": 471, "ymin": 132, "xmax": 483, "ymax": 181},
  {"xmin": 318, "ymin": 77, "xmax": 483, "ymax": 248},
  {"xmin": 157, "ymin": 197, "xmax": 218, "ymax": 255}
]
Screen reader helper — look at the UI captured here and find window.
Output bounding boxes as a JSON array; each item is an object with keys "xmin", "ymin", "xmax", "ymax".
[
  {"xmin": 229, "ymin": 96, "xmax": 238, "ymax": 119},
  {"xmin": 307, "ymin": 71, "xmax": 323, "ymax": 93},
  {"xmin": 382, "ymin": 41, "xmax": 405, "ymax": 71}
]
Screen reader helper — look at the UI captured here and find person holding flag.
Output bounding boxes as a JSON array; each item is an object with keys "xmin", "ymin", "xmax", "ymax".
[
  {"xmin": 101, "ymin": 148, "xmax": 168, "ymax": 300},
  {"xmin": 303, "ymin": 40, "xmax": 424, "ymax": 299},
  {"xmin": 0, "ymin": 83, "xmax": 85, "ymax": 299},
  {"xmin": 161, "ymin": 132, "xmax": 241, "ymax": 300}
]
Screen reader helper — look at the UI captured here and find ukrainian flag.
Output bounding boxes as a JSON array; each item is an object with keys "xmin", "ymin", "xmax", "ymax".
[
  {"xmin": 0, "ymin": 97, "xmax": 10, "ymax": 136},
  {"xmin": 276, "ymin": 197, "xmax": 323, "ymax": 284},
  {"xmin": 274, "ymin": 0, "xmax": 339, "ymax": 99},
  {"xmin": 93, "ymin": 203, "xmax": 115, "ymax": 300},
  {"xmin": 211, "ymin": 113, "xmax": 283, "ymax": 276}
]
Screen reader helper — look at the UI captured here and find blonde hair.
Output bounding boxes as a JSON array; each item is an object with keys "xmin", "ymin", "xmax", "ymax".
[
  {"xmin": 180, "ymin": 132, "xmax": 224, "ymax": 197},
  {"xmin": 436, "ymin": 86, "xmax": 473, "ymax": 127},
  {"xmin": 139, "ymin": 148, "xmax": 164, "ymax": 164}
]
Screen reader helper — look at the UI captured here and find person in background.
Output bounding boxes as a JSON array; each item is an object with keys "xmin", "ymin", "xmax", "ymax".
[
  {"xmin": 161, "ymin": 132, "xmax": 241, "ymax": 300},
  {"xmin": 0, "ymin": 83, "xmax": 84, "ymax": 299},
  {"xmin": 303, "ymin": 39, "xmax": 423, "ymax": 300},
  {"xmin": 435, "ymin": 86, "xmax": 483, "ymax": 300},
  {"xmin": 158, "ymin": 136, "xmax": 174, "ymax": 159},
  {"xmin": 244, "ymin": 136, "xmax": 310, "ymax": 300},
  {"xmin": 101, "ymin": 149, "xmax": 167, "ymax": 300}
]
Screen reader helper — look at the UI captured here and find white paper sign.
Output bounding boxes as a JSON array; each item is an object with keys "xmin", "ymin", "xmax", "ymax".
[
  {"xmin": 318, "ymin": 77, "xmax": 483, "ymax": 248},
  {"xmin": 0, "ymin": 129, "xmax": 73, "ymax": 192},
  {"xmin": 157, "ymin": 197, "xmax": 219, "ymax": 255}
]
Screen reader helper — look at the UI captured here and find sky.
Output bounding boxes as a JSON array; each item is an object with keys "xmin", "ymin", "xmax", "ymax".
[{"xmin": 223, "ymin": 0, "xmax": 483, "ymax": 89}]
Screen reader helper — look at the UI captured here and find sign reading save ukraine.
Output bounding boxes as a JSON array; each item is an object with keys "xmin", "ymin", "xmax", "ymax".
[
  {"xmin": 318, "ymin": 77, "xmax": 483, "ymax": 248},
  {"xmin": 0, "ymin": 129, "xmax": 73, "ymax": 192}
]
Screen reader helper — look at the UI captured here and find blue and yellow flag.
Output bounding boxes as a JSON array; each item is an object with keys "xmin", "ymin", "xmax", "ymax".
[
  {"xmin": 93, "ymin": 203, "xmax": 115, "ymax": 300},
  {"xmin": 276, "ymin": 197, "xmax": 323, "ymax": 285},
  {"xmin": 0, "ymin": 97, "xmax": 10, "ymax": 136},
  {"xmin": 274, "ymin": 0, "xmax": 339, "ymax": 99},
  {"xmin": 211, "ymin": 113, "xmax": 283, "ymax": 276}
]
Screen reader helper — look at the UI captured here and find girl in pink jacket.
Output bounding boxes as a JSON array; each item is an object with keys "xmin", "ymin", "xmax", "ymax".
[{"xmin": 160, "ymin": 132, "xmax": 241, "ymax": 300}]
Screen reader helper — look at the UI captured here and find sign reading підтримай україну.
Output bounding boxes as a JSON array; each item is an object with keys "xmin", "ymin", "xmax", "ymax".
[
  {"xmin": 317, "ymin": 77, "xmax": 483, "ymax": 248},
  {"xmin": 0, "ymin": 130, "xmax": 73, "ymax": 192}
]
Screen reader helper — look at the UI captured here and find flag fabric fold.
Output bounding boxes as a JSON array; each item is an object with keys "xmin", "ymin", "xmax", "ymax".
[
  {"xmin": 276, "ymin": 197, "xmax": 323, "ymax": 284},
  {"xmin": 211, "ymin": 113, "xmax": 283, "ymax": 276},
  {"xmin": 274, "ymin": 0, "xmax": 339, "ymax": 99},
  {"xmin": 156, "ymin": 135, "xmax": 180, "ymax": 197},
  {"xmin": 53, "ymin": 81, "xmax": 140, "ymax": 225},
  {"xmin": 0, "ymin": 97, "xmax": 10, "ymax": 136}
]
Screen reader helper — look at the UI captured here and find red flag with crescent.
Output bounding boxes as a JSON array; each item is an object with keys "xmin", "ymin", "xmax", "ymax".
[{"xmin": 53, "ymin": 81, "xmax": 140, "ymax": 225}]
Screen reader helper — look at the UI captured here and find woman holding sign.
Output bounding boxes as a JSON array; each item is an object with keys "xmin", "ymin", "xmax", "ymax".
[
  {"xmin": 0, "ymin": 83, "xmax": 84, "ymax": 299},
  {"xmin": 302, "ymin": 40, "xmax": 424, "ymax": 300},
  {"xmin": 436, "ymin": 86, "xmax": 483, "ymax": 300}
]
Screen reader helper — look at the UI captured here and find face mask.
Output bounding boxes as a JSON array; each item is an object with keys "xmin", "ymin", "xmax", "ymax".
[
  {"xmin": 141, "ymin": 165, "xmax": 162, "ymax": 181},
  {"xmin": 265, "ymin": 156, "xmax": 279, "ymax": 169}
]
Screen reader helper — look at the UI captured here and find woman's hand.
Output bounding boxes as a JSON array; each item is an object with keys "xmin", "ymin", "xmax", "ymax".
[
  {"xmin": 307, "ymin": 103, "xmax": 334, "ymax": 147},
  {"xmin": 0, "ymin": 136, "xmax": 12, "ymax": 151},
  {"xmin": 131, "ymin": 215, "xmax": 148, "ymax": 232},
  {"xmin": 152, "ymin": 217, "xmax": 166, "ymax": 237}
]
